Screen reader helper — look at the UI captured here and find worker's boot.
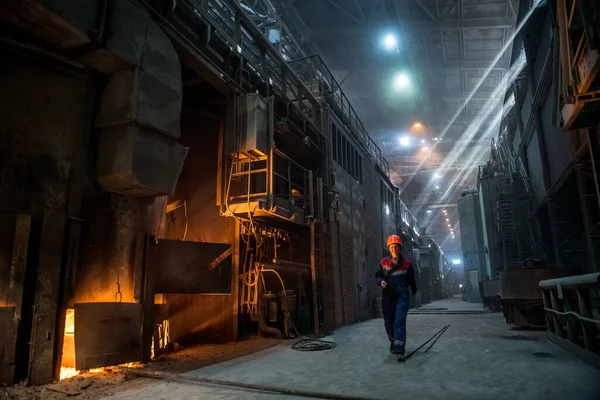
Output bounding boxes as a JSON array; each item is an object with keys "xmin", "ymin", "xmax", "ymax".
[
  {"xmin": 396, "ymin": 353, "xmax": 406, "ymax": 362},
  {"xmin": 389, "ymin": 341, "xmax": 395, "ymax": 354}
]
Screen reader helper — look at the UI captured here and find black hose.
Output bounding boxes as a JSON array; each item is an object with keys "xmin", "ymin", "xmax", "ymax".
[{"xmin": 292, "ymin": 338, "xmax": 336, "ymax": 351}]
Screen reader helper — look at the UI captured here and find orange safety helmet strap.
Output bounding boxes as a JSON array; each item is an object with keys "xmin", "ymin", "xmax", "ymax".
[{"xmin": 386, "ymin": 235, "xmax": 402, "ymax": 247}]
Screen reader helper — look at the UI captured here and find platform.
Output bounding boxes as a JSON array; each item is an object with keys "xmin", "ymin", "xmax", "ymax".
[{"xmin": 103, "ymin": 297, "xmax": 600, "ymax": 400}]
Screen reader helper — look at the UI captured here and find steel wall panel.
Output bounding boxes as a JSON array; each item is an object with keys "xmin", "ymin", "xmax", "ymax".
[
  {"xmin": 154, "ymin": 240, "xmax": 232, "ymax": 294},
  {"xmin": 74, "ymin": 302, "xmax": 142, "ymax": 370}
]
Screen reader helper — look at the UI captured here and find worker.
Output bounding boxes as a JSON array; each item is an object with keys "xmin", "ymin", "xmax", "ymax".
[{"xmin": 375, "ymin": 235, "xmax": 417, "ymax": 362}]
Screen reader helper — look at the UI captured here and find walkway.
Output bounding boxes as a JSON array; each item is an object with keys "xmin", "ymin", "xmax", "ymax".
[{"xmin": 103, "ymin": 297, "xmax": 600, "ymax": 400}]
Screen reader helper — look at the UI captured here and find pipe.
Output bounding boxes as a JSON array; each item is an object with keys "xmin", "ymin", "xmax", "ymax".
[
  {"xmin": 257, "ymin": 278, "xmax": 283, "ymax": 339},
  {"xmin": 539, "ymin": 273, "xmax": 600, "ymax": 290},
  {"xmin": 115, "ymin": 367, "xmax": 381, "ymax": 400}
]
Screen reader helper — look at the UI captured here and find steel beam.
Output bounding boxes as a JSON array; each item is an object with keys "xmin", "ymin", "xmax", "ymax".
[
  {"xmin": 416, "ymin": 0, "xmax": 438, "ymax": 22},
  {"xmin": 330, "ymin": 60, "xmax": 510, "ymax": 70},
  {"xmin": 306, "ymin": 17, "xmax": 516, "ymax": 37},
  {"xmin": 409, "ymin": 202, "xmax": 458, "ymax": 209},
  {"xmin": 422, "ymin": 90, "xmax": 502, "ymax": 100}
]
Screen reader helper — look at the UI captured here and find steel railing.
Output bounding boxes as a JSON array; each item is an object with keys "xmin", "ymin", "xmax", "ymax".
[{"xmin": 539, "ymin": 273, "xmax": 600, "ymax": 354}]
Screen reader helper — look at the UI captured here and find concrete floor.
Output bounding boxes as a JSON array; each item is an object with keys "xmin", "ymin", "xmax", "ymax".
[{"xmin": 103, "ymin": 297, "xmax": 600, "ymax": 400}]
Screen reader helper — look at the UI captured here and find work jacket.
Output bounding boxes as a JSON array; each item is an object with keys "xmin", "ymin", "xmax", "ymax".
[{"xmin": 375, "ymin": 255, "xmax": 417, "ymax": 297}]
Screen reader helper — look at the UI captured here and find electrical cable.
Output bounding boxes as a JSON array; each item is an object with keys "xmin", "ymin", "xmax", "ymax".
[
  {"xmin": 182, "ymin": 200, "xmax": 188, "ymax": 241},
  {"xmin": 260, "ymin": 267, "xmax": 337, "ymax": 352},
  {"xmin": 543, "ymin": 308, "xmax": 600, "ymax": 325}
]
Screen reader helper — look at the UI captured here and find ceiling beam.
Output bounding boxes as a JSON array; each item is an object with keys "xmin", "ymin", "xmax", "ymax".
[
  {"xmin": 421, "ymin": 90, "xmax": 503, "ymax": 100},
  {"xmin": 306, "ymin": 17, "xmax": 516, "ymax": 38},
  {"xmin": 407, "ymin": 202, "xmax": 457, "ymax": 208},
  {"xmin": 330, "ymin": 59, "xmax": 510, "ymax": 70}
]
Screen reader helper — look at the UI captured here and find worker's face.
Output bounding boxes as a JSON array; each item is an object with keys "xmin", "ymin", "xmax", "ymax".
[{"xmin": 389, "ymin": 244, "xmax": 401, "ymax": 258}]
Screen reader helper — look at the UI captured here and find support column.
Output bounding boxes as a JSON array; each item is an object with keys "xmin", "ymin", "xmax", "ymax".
[{"xmin": 28, "ymin": 211, "xmax": 66, "ymax": 386}]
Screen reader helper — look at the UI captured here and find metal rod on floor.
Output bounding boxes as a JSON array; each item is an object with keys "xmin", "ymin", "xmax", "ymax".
[
  {"xmin": 115, "ymin": 367, "xmax": 382, "ymax": 400},
  {"xmin": 424, "ymin": 324, "xmax": 451, "ymax": 354},
  {"xmin": 405, "ymin": 324, "xmax": 450, "ymax": 360}
]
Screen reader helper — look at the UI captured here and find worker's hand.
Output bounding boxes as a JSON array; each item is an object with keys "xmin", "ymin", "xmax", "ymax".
[{"xmin": 381, "ymin": 281, "xmax": 387, "ymax": 288}]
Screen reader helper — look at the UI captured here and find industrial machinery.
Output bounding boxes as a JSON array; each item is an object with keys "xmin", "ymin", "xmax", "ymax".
[{"xmin": 499, "ymin": 265, "xmax": 579, "ymax": 327}]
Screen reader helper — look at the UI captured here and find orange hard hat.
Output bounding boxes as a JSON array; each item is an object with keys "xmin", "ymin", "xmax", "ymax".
[{"xmin": 387, "ymin": 235, "xmax": 402, "ymax": 247}]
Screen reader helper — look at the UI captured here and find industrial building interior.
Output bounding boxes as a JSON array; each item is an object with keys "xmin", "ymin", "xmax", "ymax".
[{"xmin": 0, "ymin": 0, "xmax": 599, "ymax": 398}]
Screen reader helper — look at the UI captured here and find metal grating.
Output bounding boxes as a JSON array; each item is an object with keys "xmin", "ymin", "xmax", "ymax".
[{"xmin": 339, "ymin": 233, "xmax": 357, "ymax": 324}]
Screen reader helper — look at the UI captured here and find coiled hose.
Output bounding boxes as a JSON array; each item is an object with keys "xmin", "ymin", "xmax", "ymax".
[{"xmin": 260, "ymin": 267, "xmax": 337, "ymax": 352}]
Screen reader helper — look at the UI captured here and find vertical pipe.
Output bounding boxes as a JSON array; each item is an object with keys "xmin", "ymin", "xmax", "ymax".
[
  {"xmin": 556, "ymin": 0, "xmax": 573, "ymax": 99},
  {"xmin": 310, "ymin": 222, "xmax": 319, "ymax": 336},
  {"xmin": 308, "ymin": 170, "xmax": 314, "ymax": 219},
  {"xmin": 230, "ymin": 221, "xmax": 240, "ymax": 341},
  {"xmin": 268, "ymin": 97, "xmax": 274, "ymax": 210}
]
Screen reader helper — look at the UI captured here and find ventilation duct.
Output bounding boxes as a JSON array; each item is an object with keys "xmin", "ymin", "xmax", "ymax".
[{"xmin": 0, "ymin": 0, "xmax": 189, "ymax": 197}]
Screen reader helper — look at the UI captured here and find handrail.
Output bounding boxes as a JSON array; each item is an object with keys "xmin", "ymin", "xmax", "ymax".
[
  {"xmin": 286, "ymin": 54, "xmax": 390, "ymax": 177},
  {"xmin": 539, "ymin": 272, "xmax": 599, "ymax": 356},
  {"xmin": 539, "ymin": 273, "xmax": 600, "ymax": 290}
]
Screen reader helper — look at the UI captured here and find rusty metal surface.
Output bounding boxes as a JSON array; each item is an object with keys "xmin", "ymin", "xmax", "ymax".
[
  {"xmin": 74, "ymin": 302, "xmax": 142, "ymax": 370},
  {"xmin": 154, "ymin": 240, "xmax": 232, "ymax": 294},
  {"xmin": 0, "ymin": 307, "xmax": 16, "ymax": 384},
  {"xmin": 499, "ymin": 268, "xmax": 580, "ymax": 300}
]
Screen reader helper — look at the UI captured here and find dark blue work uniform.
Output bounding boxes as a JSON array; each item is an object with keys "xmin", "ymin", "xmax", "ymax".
[{"xmin": 375, "ymin": 255, "xmax": 417, "ymax": 355}]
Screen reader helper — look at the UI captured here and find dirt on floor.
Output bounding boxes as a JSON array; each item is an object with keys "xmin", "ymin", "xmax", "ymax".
[{"xmin": 1, "ymin": 336, "xmax": 283, "ymax": 400}]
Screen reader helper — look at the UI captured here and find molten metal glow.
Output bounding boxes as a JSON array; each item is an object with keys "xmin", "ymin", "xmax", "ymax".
[{"xmin": 60, "ymin": 363, "xmax": 141, "ymax": 381}]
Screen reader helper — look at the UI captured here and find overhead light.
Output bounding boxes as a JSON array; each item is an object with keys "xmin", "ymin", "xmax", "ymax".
[
  {"xmin": 442, "ymin": 209, "xmax": 447, "ymax": 213},
  {"xmin": 447, "ymin": 224, "xmax": 451, "ymax": 227},
  {"xmin": 426, "ymin": 210, "xmax": 432, "ymax": 214},
  {"xmin": 434, "ymin": 173, "xmax": 441, "ymax": 179},
  {"xmin": 393, "ymin": 73, "xmax": 410, "ymax": 90},
  {"xmin": 435, "ymin": 185, "xmax": 440, "ymax": 189},
  {"xmin": 452, "ymin": 259, "xmax": 461, "ymax": 265},
  {"xmin": 420, "ymin": 139, "xmax": 426, "ymax": 144},
  {"xmin": 385, "ymin": 204, "xmax": 390, "ymax": 215},
  {"xmin": 422, "ymin": 146, "xmax": 429, "ymax": 151},
  {"xmin": 413, "ymin": 122, "xmax": 422, "ymax": 128},
  {"xmin": 382, "ymin": 33, "xmax": 398, "ymax": 51},
  {"xmin": 446, "ymin": 218, "xmax": 449, "ymax": 222},
  {"xmin": 399, "ymin": 136, "xmax": 410, "ymax": 147}
]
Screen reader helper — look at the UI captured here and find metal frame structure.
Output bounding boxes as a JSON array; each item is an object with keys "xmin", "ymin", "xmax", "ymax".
[
  {"xmin": 539, "ymin": 273, "xmax": 600, "ymax": 367},
  {"xmin": 556, "ymin": 0, "xmax": 600, "ymax": 131}
]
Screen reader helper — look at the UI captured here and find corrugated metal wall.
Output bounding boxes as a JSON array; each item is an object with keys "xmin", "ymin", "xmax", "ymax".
[{"xmin": 339, "ymin": 233, "xmax": 357, "ymax": 324}]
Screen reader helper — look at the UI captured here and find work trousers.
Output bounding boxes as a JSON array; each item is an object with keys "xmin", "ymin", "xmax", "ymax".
[{"xmin": 382, "ymin": 293, "xmax": 409, "ymax": 355}]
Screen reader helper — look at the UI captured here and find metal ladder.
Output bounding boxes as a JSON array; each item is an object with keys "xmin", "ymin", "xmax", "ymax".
[{"xmin": 310, "ymin": 220, "xmax": 328, "ymax": 337}]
